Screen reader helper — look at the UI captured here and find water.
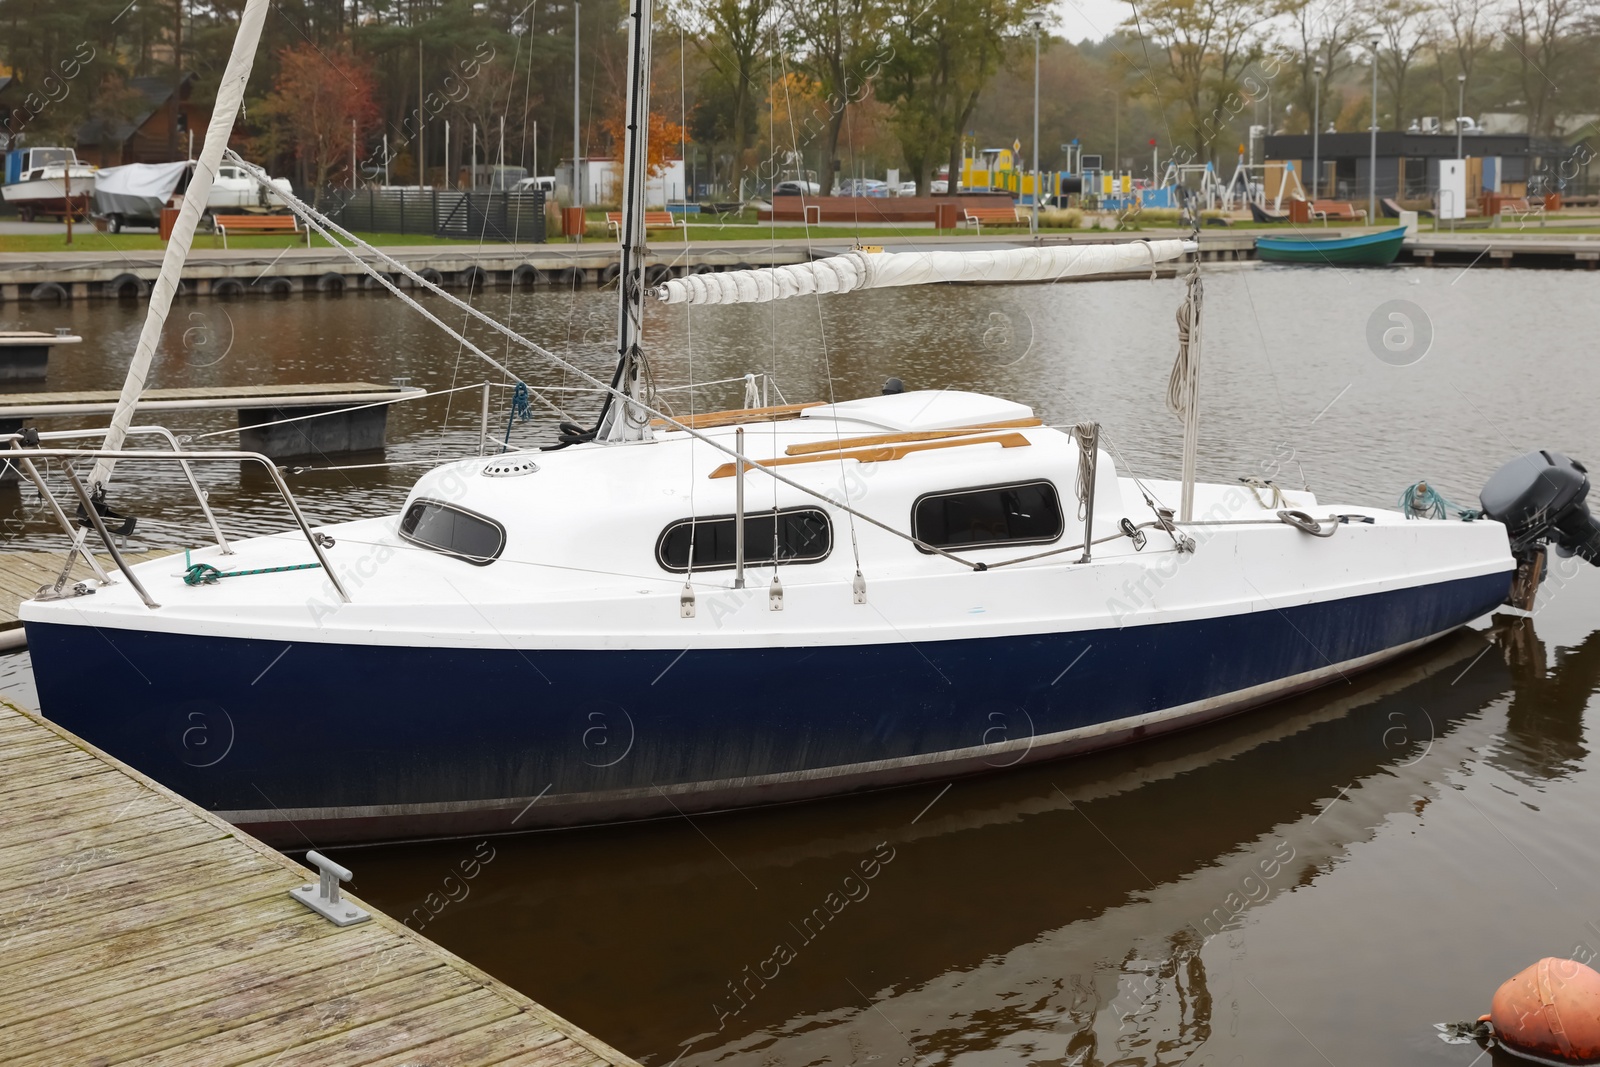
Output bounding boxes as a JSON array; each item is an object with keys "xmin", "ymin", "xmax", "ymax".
[{"xmin": 3, "ymin": 263, "xmax": 1598, "ymax": 1065}]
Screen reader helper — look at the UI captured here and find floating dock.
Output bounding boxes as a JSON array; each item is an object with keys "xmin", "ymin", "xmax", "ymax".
[
  {"xmin": 0, "ymin": 330, "xmax": 82, "ymax": 382},
  {"xmin": 0, "ymin": 698, "xmax": 642, "ymax": 1066},
  {"xmin": 0, "ymin": 381, "xmax": 422, "ymax": 460}
]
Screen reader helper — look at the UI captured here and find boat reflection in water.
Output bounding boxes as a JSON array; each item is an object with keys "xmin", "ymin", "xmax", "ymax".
[{"xmin": 342, "ymin": 621, "xmax": 1542, "ymax": 1065}]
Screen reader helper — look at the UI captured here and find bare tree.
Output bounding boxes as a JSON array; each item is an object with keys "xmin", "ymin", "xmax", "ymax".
[
  {"xmin": 1278, "ymin": 0, "xmax": 1373, "ymax": 134},
  {"xmin": 1123, "ymin": 0, "xmax": 1267, "ymax": 159},
  {"xmin": 1504, "ymin": 0, "xmax": 1585, "ymax": 135},
  {"xmin": 1372, "ymin": 0, "xmax": 1435, "ymax": 130}
]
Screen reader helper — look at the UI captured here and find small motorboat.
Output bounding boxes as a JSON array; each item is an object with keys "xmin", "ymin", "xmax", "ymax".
[
  {"xmin": 1, "ymin": 146, "xmax": 96, "ymax": 222},
  {"xmin": 1255, "ymin": 226, "xmax": 1407, "ymax": 265}
]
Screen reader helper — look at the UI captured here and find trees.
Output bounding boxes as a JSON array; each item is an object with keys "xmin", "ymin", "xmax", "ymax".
[
  {"xmin": 676, "ymin": 0, "xmax": 772, "ymax": 196},
  {"xmin": 1372, "ymin": 0, "xmax": 1434, "ymax": 131},
  {"xmin": 781, "ymin": 0, "xmax": 885, "ymax": 190},
  {"xmin": 1121, "ymin": 0, "xmax": 1265, "ymax": 160},
  {"xmin": 254, "ymin": 42, "xmax": 381, "ymax": 203},
  {"xmin": 878, "ymin": 0, "xmax": 1037, "ymax": 192},
  {"xmin": 1278, "ymin": 0, "xmax": 1371, "ymax": 139},
  {"xmin": 1503, "ymin": 0, "xmax": 1587, "ymax": 136}
]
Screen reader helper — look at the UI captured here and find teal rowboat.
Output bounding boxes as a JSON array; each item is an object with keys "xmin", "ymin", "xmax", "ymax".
[{"xmin": 1255, "ymin": 227, "xmax": 1406, "ymax": 265}]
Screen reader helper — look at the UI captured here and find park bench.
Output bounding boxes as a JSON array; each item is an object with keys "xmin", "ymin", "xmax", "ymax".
[
  {"xmin": 1308, "ymin": 200, "xmax": 1366, "ymax": 223},
  {"xmin": 961, "ymin": 205, "xmax": 1021, "ymax": 233},
  {"xmin": 605, "ymin": 210, "xmax": 688, "ymax": 239},
  {"xmin": 214, "ymin": 214, "xmax": 308, "ymax": 248}
]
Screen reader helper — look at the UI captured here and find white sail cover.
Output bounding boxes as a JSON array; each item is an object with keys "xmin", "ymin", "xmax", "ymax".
[{"xmin": 655, "ymin": 240, "xmax": 1193, "ymax": 306}]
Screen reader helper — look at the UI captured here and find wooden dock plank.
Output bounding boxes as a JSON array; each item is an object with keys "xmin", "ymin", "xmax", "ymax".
[
  {"xmin": 4, "ymin": 925, "xmax": 397, "ymax": 1064},
  {"xmin": 363, "ymin": 1017, "xmax": 569, "ymax": 1067},
  {"xmin": 246, "ymin": 987, "xmax": 524, "ymax": 1067},
  {"xmin": 115, "ymin": 965, "xmax": 474, "ymax": 1067},
  {"xmin": 0, "ymin": 702, "xmax": 642, "ymax": 1067}
]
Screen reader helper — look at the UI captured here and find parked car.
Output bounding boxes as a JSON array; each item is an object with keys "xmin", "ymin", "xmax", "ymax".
[
  {"xmin": 512, "ymin": 176, "xmax": 558, "ymax": 194},
  {"xmin": 834, "ymin": 178, "xmax": 889, "ymax": 197},
  {"xmin": 894, "ymin": 180, "xmax": 918, "ymax": 197},
  {"xmin": 930, "ymin": 179, "xmax": 949, "ymax": 194},
  {"xmin": 773, "ymin": 180, "xmax": 820, "ymax": 196}
]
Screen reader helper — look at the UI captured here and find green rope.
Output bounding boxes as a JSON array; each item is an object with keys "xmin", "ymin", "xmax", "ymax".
[
  {"xmin": 1399, "ymin": 482, "xmax": 1480, "ymax": 522},
  {"xmin": 183, "ymin": 559, "xmax": 323, "ymax": 586}
]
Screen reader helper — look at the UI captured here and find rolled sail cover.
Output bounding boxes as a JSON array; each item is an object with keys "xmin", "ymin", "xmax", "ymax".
[{"xmin": 654, "ymin": 240, "xmax": 1192, "ymax": 306}]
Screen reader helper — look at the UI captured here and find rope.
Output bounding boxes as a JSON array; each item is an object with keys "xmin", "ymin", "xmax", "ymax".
[
  {"xmin": 1242, "ymin": 476, "xmax": 1286, "ymax": 509},
  {"xmin": 503, "ymin": 382, "xmax": 534, "ymax": 449},
  {"xmin": 1073, "ymin": 422, "xmax": 1098, "ymax": 521},
  {"xmin": 183, "ymin": 559, "xmax": 321, "ymax": 586},
  {"xmin": 1167, "ymin": 280, "xmax": 1197, "ymax": 418},
  {"xmin": 1399, "ymin": 481, "xmax": 1480, "ymax": 521}
]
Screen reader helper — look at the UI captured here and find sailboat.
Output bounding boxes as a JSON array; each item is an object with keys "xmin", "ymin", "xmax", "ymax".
[{"xmin": 15, "ymin": 0, "xmax": 1600, "ymax": 847}]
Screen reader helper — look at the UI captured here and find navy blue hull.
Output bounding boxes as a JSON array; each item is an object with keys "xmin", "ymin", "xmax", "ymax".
[{"xmin": 25, "ymin": 570, "xmax": 1510, "ymax": 844}]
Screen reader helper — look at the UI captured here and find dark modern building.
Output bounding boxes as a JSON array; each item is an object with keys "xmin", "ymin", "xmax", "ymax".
[{"xmin": 1262, "ymin": 131, "xmax": 1562, "ymax": 201}]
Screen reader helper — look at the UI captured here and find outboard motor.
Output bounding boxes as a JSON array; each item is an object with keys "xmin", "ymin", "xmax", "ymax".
[{"xmin": 1480, "ymin": 451, "xmax": 1600, "ymax": 608}]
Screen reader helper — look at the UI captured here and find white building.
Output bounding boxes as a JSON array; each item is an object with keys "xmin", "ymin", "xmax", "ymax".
[{"xmin": 559, "ymin": 157, "xmax": 685, "ymax": 207}]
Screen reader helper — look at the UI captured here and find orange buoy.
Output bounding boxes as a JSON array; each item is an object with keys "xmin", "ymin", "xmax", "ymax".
[{"xmin": 1490, "ymin": 958, "xmax": 1600, "ymax": 1065}]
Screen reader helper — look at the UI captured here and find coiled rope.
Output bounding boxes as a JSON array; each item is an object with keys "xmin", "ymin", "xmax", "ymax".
[{"xmin": 1400, "ymin": 482, "xmax": 1480, "ymax": 521}]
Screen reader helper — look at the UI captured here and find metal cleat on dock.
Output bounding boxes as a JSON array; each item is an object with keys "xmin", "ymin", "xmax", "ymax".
[{"xmin": 291, "ymin": 849, "xmax": 372, "ymax": 927}]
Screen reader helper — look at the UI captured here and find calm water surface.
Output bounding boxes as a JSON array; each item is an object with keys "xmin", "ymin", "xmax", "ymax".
[{"xmin": 3, "ymin": 262, "xmax": 1598, "ymax": 1066}]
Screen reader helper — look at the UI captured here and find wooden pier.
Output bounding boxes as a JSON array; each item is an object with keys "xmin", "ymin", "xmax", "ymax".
[
  {"xmin": 0, "ymin": 381, "xmax": 423, "ymax": 461},
  {"xmin": 0, "ymin": 698, "xmax": 642, "ymax": 1067}
]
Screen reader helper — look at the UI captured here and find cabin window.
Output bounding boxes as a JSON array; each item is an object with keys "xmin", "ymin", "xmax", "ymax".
[
  {"xmin": 399, "ymin": 499, "xmax": 505, "ymax": 565},
  {"xmin": 912, "ymin": 481, "xmax": 1063, "ymax": 551},
  {"xmin": 657, "ymin": 508, "xmax": 831, "ymax": 572}
]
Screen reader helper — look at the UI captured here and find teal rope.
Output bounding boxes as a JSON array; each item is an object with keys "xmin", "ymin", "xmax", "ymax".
[
  {"xmin": 183, "ymin": 560, "xmax": 322, "ymax": 586},
  {"xmin": 1399, "ymin": 482, "xmax": 1480, "ymax": 521},
  {"xmin": 503, "ymin": 381, "xmax": 533, "ymax": 448}
]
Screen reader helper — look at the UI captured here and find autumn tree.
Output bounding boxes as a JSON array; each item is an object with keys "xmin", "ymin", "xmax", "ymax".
[
  {"xmin": 1121, "ymin": 0, "xmax": 1265, "ymax": 160},
  {"xmin": 253, "ymin": 41, "xmax": 381, "ymax": 205},
  {"xmin": 781, "ymin": 0, "xmax": 887, "ymax": 190},
  {"xmin": 601, "ymin": 108, "xmax": 687, "ymax": 175},
  {"xmin": 1372, "ymin": 0, "xmax": 1434, "ymax": 130},
  {"xmin": 878, "ymin": 0, "xmax": 1038, "ymax": 193},
  {"xmin": 674, "ymin": 0, "xmax": 773, "ymax": 195}
]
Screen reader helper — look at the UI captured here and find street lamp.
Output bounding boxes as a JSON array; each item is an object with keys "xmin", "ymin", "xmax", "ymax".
[
  {"xmin": 1312, "ymin": 63, "xmax": 1324, "ymax": 199},
  {"xmin": 1368, "ymin": 35, "xmax": 1380, "ymax": 223},
  {"xmin": 1031, "ymin": 21, "xmax": 1041, "ymax": 235},
  {"xmin": 1456, "ymin": 72, "xmax": 1467, "ymax": 161}
]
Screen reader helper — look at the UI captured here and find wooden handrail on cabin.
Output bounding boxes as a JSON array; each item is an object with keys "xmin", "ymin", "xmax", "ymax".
[
  {"xmin": 708, "ymin": 432, "xmax": 1031, "ymax": 479},
  {"xmin": 782, "ymin": 418, "xmax": 1043, "ymax": 456},
  {"xmin": 650, "ymin": 402, "xmax": 813, "ymax": 430}
]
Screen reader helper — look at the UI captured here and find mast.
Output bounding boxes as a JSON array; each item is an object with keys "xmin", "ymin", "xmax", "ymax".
[
  {"xmin": 595, "ymin": 0, "xmax": 654, "ymax": 443},
  {"xmin": 90, "ymin": 0, "xmax": 271, "ymax": 493}
]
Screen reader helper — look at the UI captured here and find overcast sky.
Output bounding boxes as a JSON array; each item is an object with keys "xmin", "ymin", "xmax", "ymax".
[{"xmin": 1052, "ymin": 0, "xmax": 1131, "ymax": 44}]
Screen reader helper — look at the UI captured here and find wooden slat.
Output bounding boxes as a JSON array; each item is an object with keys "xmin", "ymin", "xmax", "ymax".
[
  {"xmin": 364, "ymin": 1017, "xmax": 567, "ymax": 1067},
  {"xmin": 709, "ymin": 431, "xmax": 1032, "ymax": 478},
  {"xmin": 115, "ymin": 964, "xmax": 467, "ymax": 1067},
  {"xmin": 246, "ymin": 988, "xmax": 524, "ymax": 1067},
  {"xmin": 651, "ymin": 401, "xmax": 812, "ymax": 430},
  {"xmin": 783, "ymin": 417, "xmax": 1043, "ymax": 455},
  {"xmin": 4, "ymin": 925, "xmax": 396, "ymax": 1064}
]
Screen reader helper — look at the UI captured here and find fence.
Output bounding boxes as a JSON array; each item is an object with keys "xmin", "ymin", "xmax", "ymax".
[{"xmin": 328, "ymin": 188, "xmax": 546, "ymax": 243}]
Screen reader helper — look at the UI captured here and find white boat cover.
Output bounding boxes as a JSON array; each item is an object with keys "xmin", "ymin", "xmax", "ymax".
[
  {"xmin": 654, "ymin": 240, "xmax": 1192, "ymax": 306},
  {"xmin": 92, "ymin": 161, "xmax": 189, "ymax": 216}
]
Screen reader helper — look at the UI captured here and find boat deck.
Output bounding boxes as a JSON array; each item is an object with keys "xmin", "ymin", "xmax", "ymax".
[{"xmin": 0, "ymin": 698, "xmax": 641, "ymax": 1066}]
